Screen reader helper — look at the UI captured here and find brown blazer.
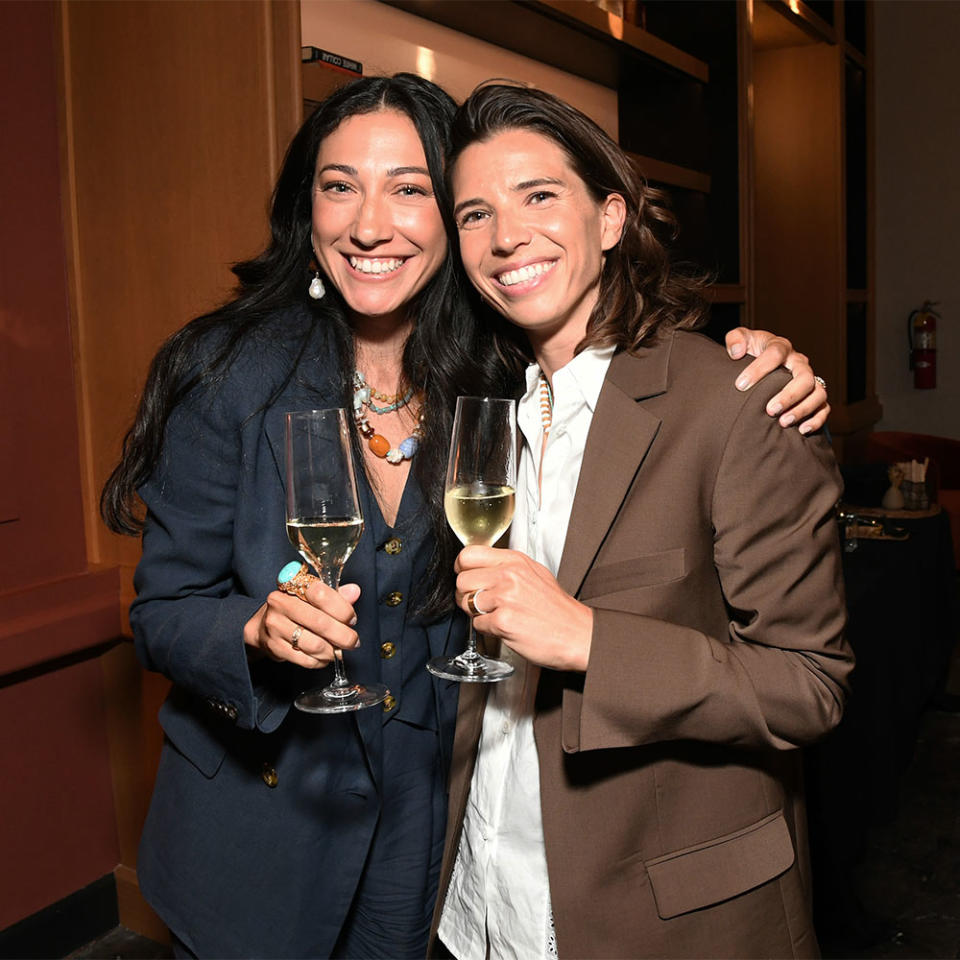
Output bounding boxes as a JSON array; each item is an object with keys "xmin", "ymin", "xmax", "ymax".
[{"xmin": 431, "ymin": 331, "xmax": 853, "ymax": 959}]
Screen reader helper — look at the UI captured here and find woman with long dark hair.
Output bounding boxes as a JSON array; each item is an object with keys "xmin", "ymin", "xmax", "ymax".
[
  {"xmin": 433, "ymin": 83, "xmax": 853, "ymax": 960},
  {"xmin": 103, "ymin": 73, "xmax": 828, "ymax": 958},
  {"xmin": 103, "ymin": 73, "xmax": 491, "ymax": 960}
]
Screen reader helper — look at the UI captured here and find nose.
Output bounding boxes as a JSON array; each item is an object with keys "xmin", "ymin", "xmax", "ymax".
[
  {"xmin": 491, "ymin": 209, "xmax": 531, "ymax": 255},
  {"xmin": 351, "ymin": 193, "xmax": 393, "ymax": 247}
]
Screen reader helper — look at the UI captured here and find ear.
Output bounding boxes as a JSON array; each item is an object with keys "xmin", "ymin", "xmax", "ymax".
[{"xmin": 599, "ymin": 193, "xmax": 627, "ymax": 252}]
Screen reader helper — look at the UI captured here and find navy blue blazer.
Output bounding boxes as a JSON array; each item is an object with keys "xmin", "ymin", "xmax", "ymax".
[{"xmin": 130, "ymin": 311, "xmax": 461, "ymax": 957}]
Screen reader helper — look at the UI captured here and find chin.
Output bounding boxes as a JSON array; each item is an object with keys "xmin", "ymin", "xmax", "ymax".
[
  {"xmin": 498, "ymin": 304, "xmax": 552, "ymax": 331},
  {"xmin": 344, "ymin": 292, "xmax": 406, "ymax": 317}
]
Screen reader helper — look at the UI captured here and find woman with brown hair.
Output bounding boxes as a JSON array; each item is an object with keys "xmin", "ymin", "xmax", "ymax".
[{"xmin": 433, "ymin": 83, "xmax": 852, "ymax": 960}]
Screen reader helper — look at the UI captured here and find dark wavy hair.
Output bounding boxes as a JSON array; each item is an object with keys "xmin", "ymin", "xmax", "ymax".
[
  {"xmin": 102, "ymin": 73, "xmax": 506, "ymax": 617},
  {"xmin": 447, "ymin": 82, "xmax": 707, "ymax": 373}
]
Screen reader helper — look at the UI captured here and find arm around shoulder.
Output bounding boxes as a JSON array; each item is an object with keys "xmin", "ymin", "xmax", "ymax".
[{"xmin": 562, "ymin": 383, "xmax": 852, "ymax": 754}]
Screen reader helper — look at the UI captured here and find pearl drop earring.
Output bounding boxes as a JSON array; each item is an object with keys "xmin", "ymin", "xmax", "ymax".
[{"xmin": 308, "ymin": 272, "xmax": 325, "ymax": 300}]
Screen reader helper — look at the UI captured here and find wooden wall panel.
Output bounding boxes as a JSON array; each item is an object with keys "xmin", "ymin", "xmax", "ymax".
[
  {"xmin": 61, "ymin": 0, "xmax": 301, "ymax": 588},
  {"xmin": 56, "ymin": 0, "xmax": 302, "ymax": 937},
  {"xmin": 752, "ymin": 42, "xmax": 844, "ymax": 396}
]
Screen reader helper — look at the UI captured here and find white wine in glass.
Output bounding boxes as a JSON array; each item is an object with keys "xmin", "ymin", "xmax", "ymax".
[
  {"xmin": 444, "ymin": 483, "xmax": 515, "ymax": 547},
  {"xmin": 285, "ymin": 408, "xmax": 388, "ymax": 713},
  {"xmin": 428, "ymin": 396, "xmax": 517, "ymax": 683},
  {"xmin": 286, "ymin": 517, "xmax": 365, "ymax": 581}
]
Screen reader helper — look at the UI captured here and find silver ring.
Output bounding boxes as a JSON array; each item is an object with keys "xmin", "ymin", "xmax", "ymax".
[
  {"xmin": 466, "ymin": 589, "xmax": 490, "ymax": 618},
  {"xmin": 291, "ymin": 626, "xmax": 303, "ymax": 650},
  {"xmin": 814, "ymin": 375, "xmax": 827, "ymax": 391}
]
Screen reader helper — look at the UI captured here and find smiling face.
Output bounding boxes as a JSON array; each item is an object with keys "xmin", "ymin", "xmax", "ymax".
[
  {"xmin": 452, "ymin": 128, "xmax": 625, "ymax": 359},
  {"xmin": 311, "ymin": 109, "xmax": 448, "ymax": 326}
]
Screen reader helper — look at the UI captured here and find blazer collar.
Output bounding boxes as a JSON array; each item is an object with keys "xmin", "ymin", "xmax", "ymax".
[
  {"xmin": 263, "ymin": 352, "xmax": 340, "ymax": 489},
  {"xmin": 606, "ymin": 328, "xmax": 674, "ymax": 401},
  {"xmin": 555, "ymin": 331, "xmax": 674, "ymax": 597}
]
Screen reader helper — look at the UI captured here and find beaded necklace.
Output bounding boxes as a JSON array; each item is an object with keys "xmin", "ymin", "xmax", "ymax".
[
  {"xmin": 352, "ymin": 370, "xmax": 423, "ymax": 464},
  {"xmin": 539, "ymin": 373, "xmax": 553, "ymax": 439}
]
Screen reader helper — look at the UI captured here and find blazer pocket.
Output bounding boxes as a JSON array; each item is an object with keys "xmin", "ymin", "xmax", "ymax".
[
  {"xmin": 158, "ymin": 695, "xmax": 229, "ymax": 779},
  {"xmin": 579, "ymin": 547, "xmax": 685, "ymax": 601},
  {"xmin": 645, "ymin": 810, "xmax": 795, "ymax": 919}
]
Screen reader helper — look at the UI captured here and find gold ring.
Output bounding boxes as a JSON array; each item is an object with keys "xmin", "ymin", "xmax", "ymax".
[
  {"xmin": 466, "ymin": 589, "xmax": 490, "ymax": 618},
  {"xmin": 291, "ymin": 626, "xmax": 303, "ymax": 651},
  {"xmin": 277, "ymin": 562, "xmax": 315, "ymax": 601}
]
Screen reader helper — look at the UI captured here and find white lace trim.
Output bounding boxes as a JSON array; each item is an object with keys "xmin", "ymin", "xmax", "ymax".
[{"xmin": 546, "ymin": 907, "xmax": 558, "ymax": 959}]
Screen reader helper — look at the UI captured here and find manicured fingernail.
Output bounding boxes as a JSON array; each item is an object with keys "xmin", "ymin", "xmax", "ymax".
[
  {"xmin": 780, "ymin": 414, "xmax": 796, "ymax": 427},
  {"xmin": 729, "ymin": 344, "xmax": 745, "ymax": 358},
  {"xmin": 736, "ymin": 377, "xmax": 751, "ymax": 391},
  {"xmin": 349, "ymin": 616, "xmax": 357, "ymax": 627},
  {"xmin": 768, "ymin": 402, "xmax": 782, "ymax": 416},
  {"xmin": 798, "ymin": 423, "xmax": 812, "ymax": 435}
]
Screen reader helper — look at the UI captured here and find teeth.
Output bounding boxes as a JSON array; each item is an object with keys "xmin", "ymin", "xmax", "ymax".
[
  {"xmin": 498, "ymin": 261, "xmax": 555, "ymax": 287},
  {"xmin": 349, "ymin": 256, "xmax": 404, "ymax": 275}
]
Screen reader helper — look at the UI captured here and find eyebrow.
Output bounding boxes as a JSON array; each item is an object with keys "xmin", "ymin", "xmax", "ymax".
[
  {"xmin": 315, "ymin": 163, "xmax": 431, "ymax": 178},
  {"xmin": 516, "ymin": 177, "xmax": 565, "ymax": 191},
  {"xmin": 453, "ymin": 176, "xmax": 566, "ymax": 218},
  {"xmin": 389, "ymin": 165, "xmax": 431, "ymax": 177}
]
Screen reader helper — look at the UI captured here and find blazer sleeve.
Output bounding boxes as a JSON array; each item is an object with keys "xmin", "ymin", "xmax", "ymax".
[
  {"xmin": 562, "ymin": 388, "xmax": 852, "ymax": 754},
  {"xmin": 129, "ymin": 370, "xmax": 272, "ymax": 732}
]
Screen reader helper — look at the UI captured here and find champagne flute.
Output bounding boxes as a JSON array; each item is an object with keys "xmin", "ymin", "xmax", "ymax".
[
  {"xmin": 285, "ymin": 408, "xmax": 388, "ymax": 713},
  {"xmin": 428, "ymin": 396, "xmax": 517, "ymax": 683}
]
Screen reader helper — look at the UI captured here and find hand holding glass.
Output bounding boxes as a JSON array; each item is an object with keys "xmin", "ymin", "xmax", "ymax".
[
  {"xmin": 285, "ymin": 408, "xmax": 388, "ymax": 712},
  {"xmin": 428, "ymin": 396, "xmax": 517, "ymax": 683}
]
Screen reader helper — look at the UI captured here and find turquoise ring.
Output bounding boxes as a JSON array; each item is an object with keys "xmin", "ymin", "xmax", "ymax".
[{"xmin": 277, "ymin": 561, "xmax": 314, "ymax": 600}]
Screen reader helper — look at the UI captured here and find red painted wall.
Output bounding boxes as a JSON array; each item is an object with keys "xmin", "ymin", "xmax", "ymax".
[
  {"xmin": 0, "ymin": 660, "xmax": 120, "ymax": 926},
  {"xmin": 0, "ymin": 3, "xmax": 87, "ymax": 582},
  {"xmin": 0, "ymin": 0, "xmax": 122, "ymax": 929}
]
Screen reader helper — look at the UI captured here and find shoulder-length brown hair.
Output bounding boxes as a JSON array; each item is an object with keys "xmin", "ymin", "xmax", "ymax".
[{"xmin": 447, "ymin": 82, "xmax": 707, "ymax": 365}]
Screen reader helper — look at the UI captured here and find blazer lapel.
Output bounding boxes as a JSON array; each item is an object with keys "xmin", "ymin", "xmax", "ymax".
[
  {"xmin": 556, "ymin": 334, "xmax": 674, "ymax": 598},
  {"xmin": 263, "ymin": 386, "xmax": 339, "ymax": 498},
  {"xmin": 264, "ymin": 406, "xmax": 290, "ymax": 490},
  {"xmin": 262, "ymin": 321, "xmax": 340, "ymax": 487}
]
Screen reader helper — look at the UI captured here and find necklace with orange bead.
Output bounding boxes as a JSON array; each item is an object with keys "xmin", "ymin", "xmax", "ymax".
[{"xmin": 353, "ymin": 370, "xmax": 423, "ymax": 464}]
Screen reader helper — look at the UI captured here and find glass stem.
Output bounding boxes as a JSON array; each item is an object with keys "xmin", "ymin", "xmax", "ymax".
[
  {"xmin": 459, "ymin": 618, "xmax": 482, "ymax": 664},
  {"xmin": 330, "ymin": 649, "xmax": 351, "ymax": 689},
  {"xmin": 322, "ymin": 565, "xmax": 354, "ymax": 690}
]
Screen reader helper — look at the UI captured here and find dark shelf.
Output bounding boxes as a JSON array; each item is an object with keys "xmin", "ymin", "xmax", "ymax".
[
  {"xmin": 650, "ymin": 180, "xmax": 741, "ymax": 285},
  {"xmin": 619, "ymin": 61, "xmax": 708, "ymax": 171},
  {"xmin": 846, "ymin": 301, "xmax": 868, "ymax": 405},
  {"xmin": 626, "ymin": 1, "xmax": 741, "ymax": 284},
  {"xmin": 380, "ymin": 0, "xmax": 708, "ymax": 90},
  {"xmin": 701, "ymin": 301, "xmax": 743, "ymax": 346},
  {"xmin": 845, "ymin": 58, "xmax": 867, "ymax": 291},
  {"xmin": 804, "ymin": 0, "xmax": 835, "ymax": 27},
  {"xmin": 844, "ymin": 0, "xmax": 867, "ymax": 54}
]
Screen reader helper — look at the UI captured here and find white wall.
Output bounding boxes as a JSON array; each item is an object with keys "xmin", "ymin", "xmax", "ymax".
[
  {"xmin": 875, "ymin": 0, "xmax": 960, "ymax": 440},
  {"xmin": 300, "ymin": 0, "xmax": 618, "ymax": 136}
]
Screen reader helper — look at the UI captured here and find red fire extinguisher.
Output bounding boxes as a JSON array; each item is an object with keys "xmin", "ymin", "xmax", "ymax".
[{"xmin": 908, "ymin": 300, "xmax": 939, "ymax": 389}]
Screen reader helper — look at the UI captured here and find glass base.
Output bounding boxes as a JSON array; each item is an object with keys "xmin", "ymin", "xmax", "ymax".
[
  {"xmin": 426, "ymin": 653, "xmax": 514, "ymax": 683},
  {"xmin": 294, "ymin": 681, "xmax": 389, "ymax": 714}
]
